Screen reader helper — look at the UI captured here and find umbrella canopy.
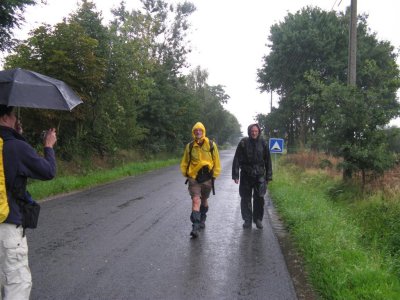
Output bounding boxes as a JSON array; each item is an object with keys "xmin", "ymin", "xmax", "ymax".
[{"xmin": 0, "ymin": 68, "xmax": 83, "ymax": 111}]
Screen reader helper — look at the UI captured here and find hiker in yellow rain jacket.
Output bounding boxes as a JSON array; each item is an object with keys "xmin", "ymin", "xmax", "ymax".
[{"xmin": 180, "ymin": 122, "xmax": 221, "ymax": 238}]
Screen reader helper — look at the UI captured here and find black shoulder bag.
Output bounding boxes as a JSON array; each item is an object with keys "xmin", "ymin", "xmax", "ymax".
[{"xmin": 13, "ymin": 178, "xmax": 40, "ymax": 236}]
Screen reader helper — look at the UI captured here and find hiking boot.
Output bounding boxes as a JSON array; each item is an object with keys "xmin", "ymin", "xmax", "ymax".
[
  {"xmin": 243, "ymin": 220, "xmax": 252, "ymax": 229},
  {"xmin": 255, "ymin": 219, "xmax": 263, "ymax": 229},
  {"xmin": 190, "ymin": 211, "xmax": 201, "ymax": 238},
  {"xmin": 199, "ymin": 213, "xmax": 207, "ymax": 229},
  {"xmin": 190, "ymin": 223, "xmax": 200, "ymax": 238},
  {"xmin": 190, "ymin": 228, "xmax": 199, "ymax": 238},
  {"xmin": 199, "ymin": 218, "xmax": 206, "ymax": 229}
]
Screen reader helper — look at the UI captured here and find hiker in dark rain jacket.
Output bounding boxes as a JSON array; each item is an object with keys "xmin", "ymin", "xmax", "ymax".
[
  {"xmin": 232, "ymin": 123, "xmax": 272, "ymax": 229},
  {"xmin": 0, "ymin": 105, "xmax": 57, "ymax": 300}
]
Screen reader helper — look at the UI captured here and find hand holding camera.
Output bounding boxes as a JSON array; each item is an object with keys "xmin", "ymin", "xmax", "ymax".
[{"xmin": 42, "ymin": 128, "xmax": 57, "ymax": 148}]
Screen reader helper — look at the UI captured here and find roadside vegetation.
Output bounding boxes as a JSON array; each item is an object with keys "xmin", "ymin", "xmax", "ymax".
[
  {"xmin": 28, "ymin": 153, "xmax": 180, "ymax": 200},
  {"xmin": 1, "ymin": 0, "xmax": 242, "ymax": 163},
  {"xmin": 269, "ymin": 152, "xmax": 400, "ymax": 299}
]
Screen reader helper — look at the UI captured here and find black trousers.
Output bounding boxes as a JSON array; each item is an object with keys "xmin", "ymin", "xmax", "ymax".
[{"xmin": 239, "ymin": 174, "xmax": 266, "ymax": 222}]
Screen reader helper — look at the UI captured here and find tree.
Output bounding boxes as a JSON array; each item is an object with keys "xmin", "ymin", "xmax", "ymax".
[
  {"xmin": 307, "ymin": 77, "xmax": 398, "ymax": 182},
  {"xmin": 186, "ymin": 66, "xmax": 241, "ymax": 145},
  {"xmin": 0, "ymin": 0, "xmax": 42, "ymax": 51},
  {"xmin": 257, "ymin": 6, "xmax": 400, "ymax": 178},
  {"xmin": 69, "ymin": 1, "xmax": 149, "ymax": 154},
  {"xmin": 2, "ymin": 0, "xmax": 240, "ymax": 160},
  {"xmin": 257, "ymin": 7, "xmax": 349, "ymax": 150},
  {"xmin": 385, "ymin": 126, "xmax": 400, "ymax": 154},
  {"xmin": 4, "ymin": 2, "xmax": 108, "ymax": 157},
  {"xmin": 111, "ymin": 0, "xmax": 198, "ymax": 153}
]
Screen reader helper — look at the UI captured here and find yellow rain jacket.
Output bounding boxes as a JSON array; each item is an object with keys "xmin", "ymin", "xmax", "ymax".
[{"xmin": 180, "ymin": 122, "xmax": 221, "ymax": 179}]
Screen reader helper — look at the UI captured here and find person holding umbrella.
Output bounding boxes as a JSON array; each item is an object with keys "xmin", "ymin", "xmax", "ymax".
[{"xmin": 0, "ymin": 105, "xmax": 57, "ymax": 299}]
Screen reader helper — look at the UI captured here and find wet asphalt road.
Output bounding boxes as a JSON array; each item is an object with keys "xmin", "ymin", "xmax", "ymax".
[{"xmin": 27, "ymin": 149, "xmax": 297, "ymax": 300}]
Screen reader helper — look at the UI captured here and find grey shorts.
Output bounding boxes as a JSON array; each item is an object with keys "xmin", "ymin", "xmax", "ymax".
[{"xmin": 188, "ymin": 178, "xmax": 212, "ymax": 199}]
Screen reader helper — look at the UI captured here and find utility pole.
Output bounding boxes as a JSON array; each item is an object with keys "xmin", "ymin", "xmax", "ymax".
[
  {"xmin": 347, "ymin": 0, "xmax": 357, "ymax": 86},
  {"xmin": 344, "ymin": 0, "xmax": 357, "ymax": 180},
  {"xmin": 270, "ymin": 91, "xmax": 273, "ymax": 113}
]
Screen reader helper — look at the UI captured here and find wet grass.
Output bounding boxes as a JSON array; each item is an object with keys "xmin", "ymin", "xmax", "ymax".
[
  {"xmin": 269, "ymin": 164, "xmax": 400, "ymax": 299},
  {"xmin": 28, "ymin": 158, "xmax": 179, "ymax": 200}
]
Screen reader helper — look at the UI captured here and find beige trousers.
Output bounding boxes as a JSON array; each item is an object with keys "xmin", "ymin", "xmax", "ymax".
[{"xmin": 0, "ymin": 223, "xmax": 32, "ymax": 300}]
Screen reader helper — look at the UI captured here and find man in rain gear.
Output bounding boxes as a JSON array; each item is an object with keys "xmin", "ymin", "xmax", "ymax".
[
  {"xmin": 232, "ymin": 123, "xmax": 272, "ymax": 229},
  {"xmin": 181, "ymin": 122, "xmax": 221, "ymax": 238}
]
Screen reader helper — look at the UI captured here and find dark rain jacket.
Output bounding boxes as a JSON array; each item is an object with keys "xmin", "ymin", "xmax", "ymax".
[
  {"xmin": 232, "ymin": 124, "xmax": 272, "ymax": 181},
  {"xmin": 0, "ymin": 125, "xmax": 56, "ymax": 225}
]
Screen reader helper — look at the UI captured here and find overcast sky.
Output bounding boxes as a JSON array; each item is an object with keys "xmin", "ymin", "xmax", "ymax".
[{"xmin": 6, "ymin": 0, "xmax": 400, "ymax": 130}]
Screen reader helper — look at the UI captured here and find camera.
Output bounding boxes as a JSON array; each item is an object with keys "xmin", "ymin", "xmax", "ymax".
[{"xmin": 40, "ymin": 130, "xmax": 47, "ymax": 142}]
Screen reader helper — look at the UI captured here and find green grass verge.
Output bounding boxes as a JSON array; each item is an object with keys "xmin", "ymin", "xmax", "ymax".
[
  {"xmin": 28, "ymin": 158, "xmax": 179, "ymax": 200},
  {"xmin": 349, "ymin": 195, "xmax": 400, "ymax": 279},
  {"xmin": 269, "ymin": 164, "xmax": 400, "ymax": 299}
]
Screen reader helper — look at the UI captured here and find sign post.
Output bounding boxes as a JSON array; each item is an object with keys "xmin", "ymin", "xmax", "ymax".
[{"xmin": 269, "ymin": 138, "xmax": 284, "ymax": 170}]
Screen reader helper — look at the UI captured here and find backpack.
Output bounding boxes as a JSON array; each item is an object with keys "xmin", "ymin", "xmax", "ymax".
[
  {"xmin": 188, "ymin": 139, "xmax": 214, "ymax": 159},
  {"xmin": 0, "ymin": 137, "xmax": 10, "ymax": 223}
]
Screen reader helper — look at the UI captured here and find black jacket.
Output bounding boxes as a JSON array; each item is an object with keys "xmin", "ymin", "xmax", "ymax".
[{"xmin": 232, "ymin": 125, "xmax": 272, "ymax": 181}]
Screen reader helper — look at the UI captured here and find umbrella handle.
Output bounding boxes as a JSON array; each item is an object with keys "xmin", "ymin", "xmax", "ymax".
[{"xmin": 15, "ymin": 107, "xmax": 23, "ymax": 134}]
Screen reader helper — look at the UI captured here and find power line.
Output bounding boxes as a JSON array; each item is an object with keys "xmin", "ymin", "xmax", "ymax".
[
  {"xmin": 331, "ymin": 0, "xmax": 339, "ymax": 10},
  {"xmin": 331, "ymin": 0, "xmax": 343, "ymax": 10}
]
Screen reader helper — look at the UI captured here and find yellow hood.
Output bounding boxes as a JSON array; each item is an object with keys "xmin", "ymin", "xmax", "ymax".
[
  {"xmin": 191, "ymin": 122, "xmax": 206, "ymax": 141},
  {"xmin": 180, "ymin": 121, "xmax": 221, "ymax": 179}
]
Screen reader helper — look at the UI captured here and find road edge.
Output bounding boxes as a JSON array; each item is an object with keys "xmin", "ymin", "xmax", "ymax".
[{"xmin": 266, "ymin": 195, "xmax": 319, "ymax": 300}]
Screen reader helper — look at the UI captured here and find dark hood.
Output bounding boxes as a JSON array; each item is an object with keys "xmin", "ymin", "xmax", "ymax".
[{"xmin": 247, "ymin": 123, "xmax": 262, "ymax": 138}]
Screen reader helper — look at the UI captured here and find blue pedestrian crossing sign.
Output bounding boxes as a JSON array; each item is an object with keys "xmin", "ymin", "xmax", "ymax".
[{"xmin": 269, "ymin": 138, "xmax": 284, "ymax": 153}]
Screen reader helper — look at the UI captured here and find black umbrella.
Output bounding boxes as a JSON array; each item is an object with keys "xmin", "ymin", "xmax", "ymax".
[{"xmin": 0, "ymin": 68, "xmax": 83, "ymax": 111}]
